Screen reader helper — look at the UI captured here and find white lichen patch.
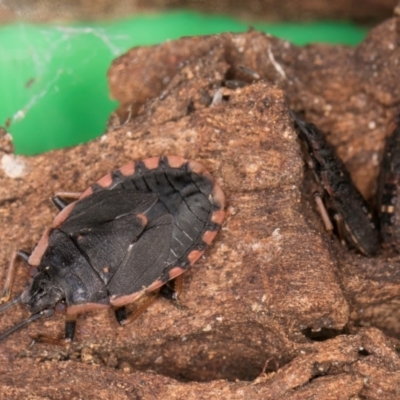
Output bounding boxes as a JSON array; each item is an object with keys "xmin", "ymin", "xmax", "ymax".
[
  {"xmin": 272, "ymin": 228, "xmax": 281, "ymax": 240},
  {"xmin": 1, "ymin": 154, "xmax": 29, "ymax": 178},
  {"xmin": 261, "ymin": 294, "xmax": 267, "ymax": 303},
  {"xmin": 282, "ymin": 128, "xmax": 294, "ymax": 139}
]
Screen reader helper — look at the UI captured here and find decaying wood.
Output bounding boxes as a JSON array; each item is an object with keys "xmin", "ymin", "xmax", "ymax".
[
  {"xmin": 1, "ymin": 12, "xmax": 400, "ymax": 400},
  {"xmin": 0, "ymin": 0, "xmax": 396, "ymax": 24}
]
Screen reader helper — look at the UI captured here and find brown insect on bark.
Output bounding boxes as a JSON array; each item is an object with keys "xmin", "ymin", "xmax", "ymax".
[
  {"xmin": 289, "ymin": 110, "xmax": 379, "ymax": 257},
  {"xmin": 378, "ymin": 114, "xmax": 400, "ymax": 251}
]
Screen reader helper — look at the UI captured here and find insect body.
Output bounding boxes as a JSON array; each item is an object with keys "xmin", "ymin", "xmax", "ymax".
[
  {"xmin": 378, "ymin": 115, "xmax": 400, "ymax": 251},
  {"xmin": 289, "ymin": 111, "xmax": 379, "ymax": 256},
  {"xmin": 0, "ymin": 156, "xmax": 225, "ymax": 342}
]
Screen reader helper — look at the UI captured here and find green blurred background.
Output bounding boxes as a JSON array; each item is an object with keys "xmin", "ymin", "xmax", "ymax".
[{"xmin": 0, "ymin": 11, "xmax": 369, "ymax": 155}]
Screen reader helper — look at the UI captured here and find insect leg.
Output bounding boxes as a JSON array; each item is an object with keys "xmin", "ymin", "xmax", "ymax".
[
  {"xmin": 115, "ymin": 276, "xmax": 185, "ymax": 326},
  {"xmin": 313, "ymin": 192, "xmax": 334, "ymax": 231},
  {"xmin": 0, "ymin": 250, "xmax": 30, "ymax": 304},
  {"xmin": 31, "ymin": 315, "xmax": 76, "ymax": 346},
  {"xmin": 159, "ymin": 275, "xmax": 183, "ymax": 300},
  {"xmin": 159, "ymin": 276, "xmax": 185, "ymax": 310},
  {"xmin": 0, "ymin": 251, "xmax": 18, "ymax": 304},
  {"xmin": 65, "ymin": 315, "xmax": 77, "ymax": 342},
  {"xmin": 333, "ymin": 213, "xmax": 347, "ymax": 246},
  {"xmin": 120, "ymin": 293, "xmax": 158, "ymax": 326},
  {"xmin": 51, "ymin": 192, "xmax": 82, "ymax": 210},
  {"xmin": 17, "ymin": 250, "xmax": 30, "ymax": 262},
  {"xmin": 114, "ymin": 306, "xmax": 127, "ymax": 326}
]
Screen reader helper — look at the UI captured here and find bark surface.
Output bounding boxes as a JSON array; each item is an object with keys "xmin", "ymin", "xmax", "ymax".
[{"xmin": 0, "ymin": 0, "xmax": 396, "ymax": 23}]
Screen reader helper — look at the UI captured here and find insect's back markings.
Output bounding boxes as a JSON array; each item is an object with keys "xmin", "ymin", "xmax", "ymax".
[{"xmin": 163, "ymin": 168, "xmax": 210, "ymax": 224}]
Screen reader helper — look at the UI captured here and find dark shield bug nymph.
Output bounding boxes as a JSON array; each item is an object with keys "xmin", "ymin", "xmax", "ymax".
[
  {"xmin": 378, "ymin": 115, "xmax": 400, "ymax": 251},
  {"xmin": 0, "ymin": 156, "xmax": 225, "ymax": 342},
  {"xmin": 289, "ymin": 110, "xmax": 379, "ymax": 256}
]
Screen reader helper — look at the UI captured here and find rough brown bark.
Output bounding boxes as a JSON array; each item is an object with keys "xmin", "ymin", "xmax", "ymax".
[
  {"xmin": 0, "ymin": 0, "xmax": 397, "ymax": 24},
  {"xmin": 1, "ymin": 13, "xmax": 400, "ymax": 400}
]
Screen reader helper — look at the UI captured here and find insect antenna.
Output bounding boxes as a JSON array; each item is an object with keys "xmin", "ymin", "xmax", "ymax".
[
  {"xmin": 0, "ymin": 293, "xmax": 22, "ymax": 314},
  {"xmin": 289, "ymin": 109, "xmax": 307, "ymax": 131},
  {"xmin": 0, "ymin": 308, "xmax": 54, "ymax": 342}
]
